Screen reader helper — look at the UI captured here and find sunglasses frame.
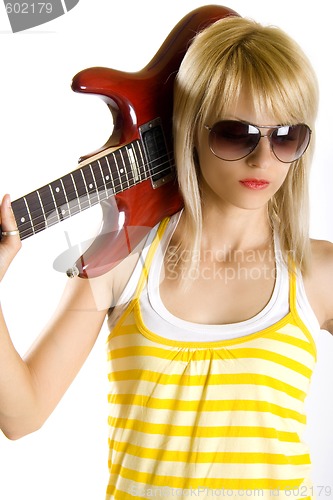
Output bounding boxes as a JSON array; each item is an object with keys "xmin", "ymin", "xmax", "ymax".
[{"xmin": 204, "ymin": 120, "xmax": 312, "ymax": 164}]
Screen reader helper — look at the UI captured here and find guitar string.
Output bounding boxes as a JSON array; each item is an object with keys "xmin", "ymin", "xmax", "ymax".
[
  {"xmin": 15, "ymin": 147, "xmax": 174, "ymax": 232},
  {"xmin": 17, "ymin": 160, "xmax": 175, "ymax": 238},
  {"xmin": 16, "ymin": 153, "xmax": 175, "ymax": 236},
  {"xmin": 16, "ymin": 151, "xmax": 177, "ymax": 239}
]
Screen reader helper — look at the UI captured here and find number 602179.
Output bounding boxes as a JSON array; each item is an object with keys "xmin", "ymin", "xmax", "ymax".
[{"xmin": 5, "ymin": 3, "xmax": 53, "ymax": 14}]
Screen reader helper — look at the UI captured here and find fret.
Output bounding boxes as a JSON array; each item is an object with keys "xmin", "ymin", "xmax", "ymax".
[
  {"xmin": 89, "ymin": 164, "xmax": 101, "ymax": 201},
  {"xmin": 61, "ymin": 173, "xmax": 81, "ymax": 217},
  {"xmin": 135, "ymin": 141, "xmax": 149, "ymax": 181},
  {"xmin": 120, "ymin": 149, "xmax": 129, "ymax": 186},
  {"xmin": 138, "ymin": 143, "xmax": 150, "ymax": 179},
  {"xmin": 131, "ymin": 142, "xmax": 145, "ymax": 182},
  {"xmin": 11, "ymin": 197, "xmax": 33, "ymax": 239},
  {"xmin": 36, "ymin": 190, "xmax": 48, "ymax": 229},
  {"xmin": 23, "ymin": 197, "xmax": 34, "ymax": 235},
  {"xmin": 79, "ymin": 169, "xmax": 91, "ymax": 207},
  {"xmin": 124, "ymin": 146, "xmax": 135, "ymax": 186},
  {"xmin": 71, "ymin": 170, "xmax": 90, "ymax": 210},
  {"xmin": 50, "ymin": 180, "xmax": 69, "ymax": 221},
  {"xmin": 59, "ymin": 178, "xmax": 70, "ymax": 217},
  {"xmin": 113, "ymin": 150, "xmax": 127, "ymax": 191},
  {"xmin": 122, "ymin": 148, "xmax": 134, "ymax": 187},
  {"xmin": 81, "ymin": 164, "xmax": 99, "ymax": 205},
  {"xmin": 130, "ymin": 143, "xmax": 140, "ymax": 182},
  {"xmin": 91, "ymin": 160, "xmax": 107, "ymax": 199},
  {"xmin": 105, "ymin": 156, "xmax": 116, "ymax": 193},
  {"xmin": 49, "ymin": 186, "xmax": 60, "ymax": 224},
  {"xmin": 38, "ymin": 185, "xmax": 58, "ymax": 227},
  {"xmin": 25, "ymin": 191, "xmax": 46, "ymax": 234},
  {"xmin": 98, "ymin": 157, "xmax": 115, "ymax": 197}
]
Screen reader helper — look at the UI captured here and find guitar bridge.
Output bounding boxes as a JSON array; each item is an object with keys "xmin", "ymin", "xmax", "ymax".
[{"xmin": 140, "ymin": 118, "xmax": 175, "ymax": 188}]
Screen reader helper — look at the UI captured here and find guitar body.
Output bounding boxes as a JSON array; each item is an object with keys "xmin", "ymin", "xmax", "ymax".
[
  {"xmin": 70, "ymin": 5, "xmax": 238, "ymax": 278},
  {"xmin": 8, "ymin": 6, "xmax": 239, "ymax": 279},
  {"xmin": 73, "ymin": 181, "xmax": 183, "ymax": 279}
]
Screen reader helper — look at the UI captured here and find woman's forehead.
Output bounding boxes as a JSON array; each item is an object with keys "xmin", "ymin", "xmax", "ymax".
[{"xmin": 207, "ymin": 90, "xmax": 281, "ymax": 126}]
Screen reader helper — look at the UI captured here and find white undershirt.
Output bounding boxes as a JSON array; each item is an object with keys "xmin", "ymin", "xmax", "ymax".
[{"xmin": 116, "ymin": 213, "xmax": 321, "ymax": 342}]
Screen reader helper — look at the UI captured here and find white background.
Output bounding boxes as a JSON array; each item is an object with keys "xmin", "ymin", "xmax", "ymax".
[{"xmin": 0, "ymin": 0, "xmax": 332, "ymax": 498}]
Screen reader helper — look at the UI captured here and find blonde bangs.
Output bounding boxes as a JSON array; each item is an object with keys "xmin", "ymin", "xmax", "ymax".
[{"xmin": 198, "ymin": 20, "xmax": 318, "ymax": 129}]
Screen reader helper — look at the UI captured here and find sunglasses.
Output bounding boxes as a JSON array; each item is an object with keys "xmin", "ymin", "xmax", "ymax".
[{"xmin": 205, "ymin": 120, "xmax": 312, "ymax": 163}]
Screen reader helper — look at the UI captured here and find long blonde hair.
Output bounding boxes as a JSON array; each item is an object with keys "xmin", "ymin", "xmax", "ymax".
[{"xmin": 173, "ymin": 15, "xmax": 318, "ymax": 276}]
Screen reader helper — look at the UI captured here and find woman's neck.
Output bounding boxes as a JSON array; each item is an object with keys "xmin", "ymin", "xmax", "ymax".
[{"xmin": 200, "ymin": 203, "xmax": 273, "ymax": 255}]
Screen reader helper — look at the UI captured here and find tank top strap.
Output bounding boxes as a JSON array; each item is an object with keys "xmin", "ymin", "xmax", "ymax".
[
  {"xmin": 288, "ymin": 263, "xmax": 298, "ymax": 315},
  {"xmin": 133, "ymin": 217, "xmax": 170, "ymax": 300},
  {"xmin": 134, "ymin": 218, "xmax": 300, "ymax": 320}
]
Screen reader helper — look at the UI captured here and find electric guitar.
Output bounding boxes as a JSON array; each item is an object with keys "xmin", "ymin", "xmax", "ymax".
[{"xmin": 7, "ymin": 5, "xmax": 238, "ymax": 278}]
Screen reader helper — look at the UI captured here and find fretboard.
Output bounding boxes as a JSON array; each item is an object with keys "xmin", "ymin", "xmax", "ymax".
[{"xmin": 11, "ymin": 120, "xmax": 174, "ymax": 241}]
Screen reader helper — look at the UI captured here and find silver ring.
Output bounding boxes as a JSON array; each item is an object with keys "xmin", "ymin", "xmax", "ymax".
[{"xmin": 1, "ymin": 230, "xmax": 19, "ymax": 236}]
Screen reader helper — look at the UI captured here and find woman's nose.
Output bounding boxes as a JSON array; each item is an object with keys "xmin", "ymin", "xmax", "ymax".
[{"xmin": 246, "ymin": 135, "xmax": 276, "ymax": 169}]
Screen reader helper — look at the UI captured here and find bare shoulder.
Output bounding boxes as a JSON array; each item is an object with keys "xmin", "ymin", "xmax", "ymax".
[
  {"xmin": 304, "ymin": 238, "xmax": 333, "ymax": 332},
  {"xmin": 309, "ymin": 238, "xmax": 333, "ymax": 276},
  {"xmin": 58, "ymin": 240, "xmax": 144, "ymax": 314}
]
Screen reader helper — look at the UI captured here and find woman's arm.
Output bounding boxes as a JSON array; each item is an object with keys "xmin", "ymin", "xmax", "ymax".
[
  {"xmin": 0, "ymin": 277, "xmax": 108, "ymax": 440},
  {"xmin": 304, "ymin": 239, "xmax": 333, "ymax": 335},
  {"xmin": 0, "ymin": 195, "xmax": 112, "ymax": 439}
]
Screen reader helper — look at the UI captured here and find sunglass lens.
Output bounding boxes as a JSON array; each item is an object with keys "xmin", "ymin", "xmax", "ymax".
[
  {"xmin": 271, "ymin": 124, "xmax": 311, "ymax": 162},
  {"xmin": 209, "ymin": 120, "xmax": 260, "ymax": 161}
]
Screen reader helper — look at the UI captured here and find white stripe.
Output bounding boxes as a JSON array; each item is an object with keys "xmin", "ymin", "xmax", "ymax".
[{"xmin": 60, "ymin": 0, "xmax": 68, "ymax": 13}]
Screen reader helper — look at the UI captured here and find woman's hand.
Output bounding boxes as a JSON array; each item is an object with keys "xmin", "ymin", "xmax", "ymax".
[{"xmin": 0, "ymin": 194, "xmax": 22, "ymax": 281}]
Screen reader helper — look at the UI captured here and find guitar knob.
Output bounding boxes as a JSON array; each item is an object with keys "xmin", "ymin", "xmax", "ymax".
[{"xmin": 66, "ymin": 265, "xmax": 80, "ymax": 278}]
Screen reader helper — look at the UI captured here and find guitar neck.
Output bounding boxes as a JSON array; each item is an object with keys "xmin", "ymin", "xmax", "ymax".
[{"xmin": 12, "ymin": 119, "xmax": 174, "ymax": 240}]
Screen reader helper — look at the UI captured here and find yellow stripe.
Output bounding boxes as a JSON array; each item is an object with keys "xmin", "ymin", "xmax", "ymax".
[
  {"xmin": 108, "ymin": 369, "xmax": 306, "ymax": 401},
  {"xmin": 107, "ymin": 464, "xmax": 305, "ymax": 490},
  {"xmin": 226, "ymin": 348, "xmax": 312, "ymax": 378},
  {"xmin": 110, "ymin": 324, "xmax": 137, "ymax": 338},
  {"xmin": 108, "ymin": 345, "xmax": 177, "ymax": 361},
  {"xmin": 107, "ymin": 301, "xmax": 136, "ymax": 343},
  {"xmin": 108, "ymin": 393, "xmax": 306, "ymax": 423},
  {"xmin": 108, "ymin": 345, "xmax": 312, "ymax": 378},
  {"xmin": 266, "ymin": 331, "xmax": 315, "ymax": 356},
  {"xmin": 107, "ymin": 416, "xmax": 300, "ymax": 442},
  {"xmin": 289, "ymin": 269, "xmax": 317, "ymax": 361},
  {"xmin": 107, "ymin": 438, "xmax": 310, "ymax": 465},
  {"xmin": 133, "ymin": 217, "xmax": 170, "ymax": 299}
]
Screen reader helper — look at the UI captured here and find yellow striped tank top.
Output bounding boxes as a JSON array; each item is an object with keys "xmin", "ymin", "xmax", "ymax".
[{"xmin": 106, "ymin": 218, "xmax": 317, "ymax": 499}]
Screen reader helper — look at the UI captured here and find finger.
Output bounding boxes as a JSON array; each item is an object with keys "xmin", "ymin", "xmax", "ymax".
[
  {"xmin": 0, "ymin": 195, "xmax": 21, "ymax": 281},
  {"xmin": 0, "ymin": 194, "xmax": 21, "ymax": 245}
]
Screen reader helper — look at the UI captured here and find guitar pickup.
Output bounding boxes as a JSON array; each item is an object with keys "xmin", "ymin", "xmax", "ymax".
[{"xmin": 140, "ymin": 118, "xmax": 175, "ymax": 188}]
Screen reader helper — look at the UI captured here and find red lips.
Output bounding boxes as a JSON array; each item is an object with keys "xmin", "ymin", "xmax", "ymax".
[{"xmin": 239, "ymin": 179, "xmax": 270, "ymax": 190}]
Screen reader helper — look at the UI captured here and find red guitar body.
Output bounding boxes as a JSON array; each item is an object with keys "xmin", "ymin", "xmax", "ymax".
[{"xmin": 71, "ymin": 5, "xmax": 238, "ymax": 278}]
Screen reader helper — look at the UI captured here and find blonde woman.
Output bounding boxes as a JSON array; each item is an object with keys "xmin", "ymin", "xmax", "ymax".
[{"xmin": 0, "ymin": 14, "xmax": 331, "ymax": 499}]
